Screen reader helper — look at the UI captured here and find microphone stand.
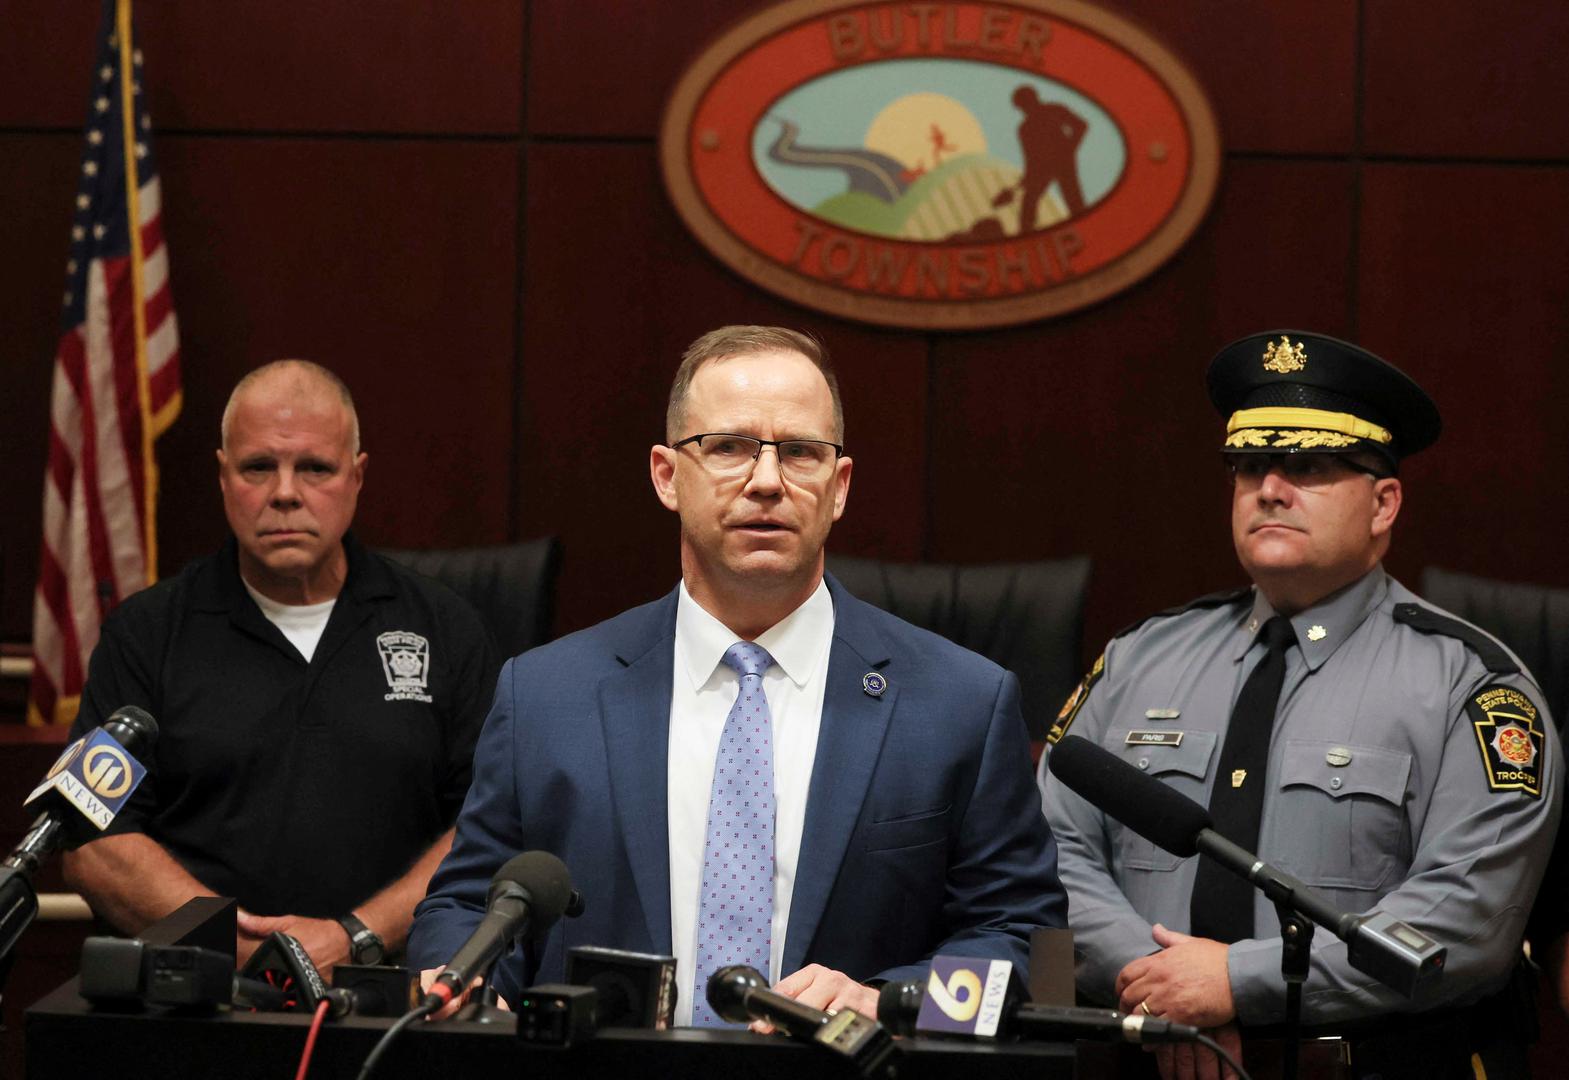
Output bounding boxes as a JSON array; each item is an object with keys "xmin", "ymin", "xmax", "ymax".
[
  {"xmin": 1273, "ymin": 901, "xmax": 1313, "ymax": 1080},
  {"xmin": 452, "ymin": 958, "xmax": 512, "ymax": 1024},
  {"xmin": 0, "ymin": 814, "xmax": 59, "ymax": 1014}
]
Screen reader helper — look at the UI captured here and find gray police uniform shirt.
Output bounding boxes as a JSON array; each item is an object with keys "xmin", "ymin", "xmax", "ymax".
[{"xmin": 1037, "ymin": 565, "xmax": 1561, "ymax": 1026}]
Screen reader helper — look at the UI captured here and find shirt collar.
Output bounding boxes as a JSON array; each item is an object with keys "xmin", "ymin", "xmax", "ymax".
[
  {"xmin": 1238, "ymin": 565, "xmax": 1389, "ymax": 671},
  {"xmin": 675, "ymin": 577, "xmax": 834, "ymax": 691}
]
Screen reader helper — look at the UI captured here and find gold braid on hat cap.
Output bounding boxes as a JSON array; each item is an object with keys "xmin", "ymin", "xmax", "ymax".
[{"xmin": 1226, "ymin": 407, "xmax": 1392, "ymax": 445}]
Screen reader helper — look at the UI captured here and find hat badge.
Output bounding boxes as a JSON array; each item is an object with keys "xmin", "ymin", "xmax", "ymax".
[{"xmin": 1262, "ymin": 335, "xmax": 1308, "ymax": 374}]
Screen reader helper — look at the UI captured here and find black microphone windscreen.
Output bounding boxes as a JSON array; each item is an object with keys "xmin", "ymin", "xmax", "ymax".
[
  {"xmin": 705, "ymin": 963, "xmax": 766, "ymax": 1022},
  {"xmin": 494, "ymin": 851, "xmax": 575, "ymax": 923},
  {"xmin": 102, "ymin": 705, "xmax": 159, "ymax": 759},
  {"xmin": 876, "ymin": 980, "xmax": 922, "ymax": 1036},
  {"xmin": 1047, "ymin": 735, "xmax": 1210, "ymax": 858}
]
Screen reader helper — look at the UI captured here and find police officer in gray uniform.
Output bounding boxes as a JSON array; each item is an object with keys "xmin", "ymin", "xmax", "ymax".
[{"xmin": 1038, "ymin": 331, "xmax": 1561, "ymax": 1079}]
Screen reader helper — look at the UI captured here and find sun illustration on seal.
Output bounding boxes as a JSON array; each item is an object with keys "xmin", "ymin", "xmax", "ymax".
[{"xmin": 864, "ymin": 93, "xmax": 988, "ymax": 175}]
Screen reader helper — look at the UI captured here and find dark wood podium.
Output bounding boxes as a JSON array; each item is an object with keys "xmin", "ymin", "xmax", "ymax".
[{"xmin": 25, "ymin": 977, "xmax": 1075, "ymax": 1079}]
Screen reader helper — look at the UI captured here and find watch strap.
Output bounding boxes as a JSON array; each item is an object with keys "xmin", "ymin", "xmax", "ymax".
[{"xmin": 336, "ymin": 913, "xmax": 384, "ymax": 964}]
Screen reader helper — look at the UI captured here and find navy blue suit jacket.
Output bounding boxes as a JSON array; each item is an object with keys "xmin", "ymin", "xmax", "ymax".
[{"xmin": 408, "ymin": 575, "xmax": 1067, "ymax": 1005}]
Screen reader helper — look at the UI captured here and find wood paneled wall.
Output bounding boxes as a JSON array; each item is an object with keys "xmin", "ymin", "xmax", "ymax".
[{"xmin": 3, "ymin": 0, "xmax": 1567, "ymax": 668}]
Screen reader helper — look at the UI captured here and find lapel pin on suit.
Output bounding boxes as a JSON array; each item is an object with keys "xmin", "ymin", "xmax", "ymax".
[{"xmin": 862, "ymin": 671, "xmax": 887, "ymax": 697}]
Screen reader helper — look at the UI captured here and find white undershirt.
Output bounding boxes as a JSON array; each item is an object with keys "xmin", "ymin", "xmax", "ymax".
[
  {"xmin": 667, "ymin": 578, "xmax": 834, "ymax": 1026},
  {"xmin": 243, "ymin": 580, "xmax": 336, "ymax": 662}
]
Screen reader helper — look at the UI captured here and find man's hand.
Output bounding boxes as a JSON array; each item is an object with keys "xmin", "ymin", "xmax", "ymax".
[
  {"xmin": 1115, "ymin": 925, "xmax": 1241, "ymax": 1080},
  {"xmin": 1114, "ymin": 923, "xmax": 1235, "ymax": 1028},
  {"xmin": 236, "ymin": 910, "xmax": 350, "ymax": 979},
  {"xmin": 755, "ymin": 964, "xmax": 878, "ymax": 1033}
]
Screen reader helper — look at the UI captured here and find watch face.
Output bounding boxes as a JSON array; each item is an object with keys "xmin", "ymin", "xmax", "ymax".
[{"xmin": 353, "ymin": 931, "xmax": 385, "ymax": 966}]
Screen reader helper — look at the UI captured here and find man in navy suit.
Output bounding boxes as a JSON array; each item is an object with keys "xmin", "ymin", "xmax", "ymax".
[{"xmin": 408, "ymin": 326, "xmax": 1066, "ymax": 1022}]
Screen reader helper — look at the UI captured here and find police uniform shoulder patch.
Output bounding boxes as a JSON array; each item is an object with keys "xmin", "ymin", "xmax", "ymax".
[
  {"xmin": 1047, "ymin": 651, "xmax": 1104, "ymax": 745},
  {"xmin": 1467, "ymin": 683, "xmax": 1545, "ymax": 797},
  {"xmin": 1392, "ymin": 603, "xmax": 1519, "ymax": 674},
  {"xmin": 1113, "ymin": 586, "xmax": 1253, "ymax": 641}
]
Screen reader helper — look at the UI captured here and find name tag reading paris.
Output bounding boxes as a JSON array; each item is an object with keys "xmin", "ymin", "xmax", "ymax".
[{"xmin": 1125, "ymin": 730, "xmax": 1183, "ymax": 746}]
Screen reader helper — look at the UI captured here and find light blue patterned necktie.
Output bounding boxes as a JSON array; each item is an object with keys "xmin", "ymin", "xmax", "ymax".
[{"xmin": 690, "ymin": 641, "xmax": 777, "ymax": 1027}]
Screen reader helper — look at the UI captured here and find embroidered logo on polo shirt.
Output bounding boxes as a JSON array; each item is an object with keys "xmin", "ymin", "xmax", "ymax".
[{"xmin": 377, "ymin": 631, "xmax": 433, "ymax": 703}]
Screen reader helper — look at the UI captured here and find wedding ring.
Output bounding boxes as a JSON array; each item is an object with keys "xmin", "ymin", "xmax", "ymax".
[{"xmin": 1138, "ymin": 1000, "xmax": 1153, "ymax": 1016}]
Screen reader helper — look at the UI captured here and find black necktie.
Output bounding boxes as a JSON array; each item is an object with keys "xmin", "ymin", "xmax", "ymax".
[{"xmin": 1190, "ymin": 615, "xmax": 1295, "ymax": 943}]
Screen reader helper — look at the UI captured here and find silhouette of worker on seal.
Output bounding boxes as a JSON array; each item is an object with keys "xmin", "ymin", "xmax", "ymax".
[{"xmin": 994, "ymin": 86, "xmax": 1088, "ymax": 233}]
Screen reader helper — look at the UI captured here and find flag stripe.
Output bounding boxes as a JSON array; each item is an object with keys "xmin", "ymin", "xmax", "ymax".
[
  {"xmin": 65, "ymin": 466, "xmax": 104, "ymax": 680},
  {"xmin": 141, "ymin": 239, "xmax": 168, "ymax": 298},
  {"xmin": 33, "ymin": 545, "xmax": 77, "ymax": 693},
  {"xmin": 145, "ymin": 316, "xmax": 178, "ymax": 385},
  {"xmin": 78, "ymin": 261, "xmax": 129, "ymax": 619},
  {"xmin": 102, "ymin": 258, "xmax": 151, "ymax": 600}
]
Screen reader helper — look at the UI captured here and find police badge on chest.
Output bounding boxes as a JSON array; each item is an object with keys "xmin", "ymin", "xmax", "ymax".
[{"xmin": 377, "ymin": 630, "xmax": 433, "ymax": 703}]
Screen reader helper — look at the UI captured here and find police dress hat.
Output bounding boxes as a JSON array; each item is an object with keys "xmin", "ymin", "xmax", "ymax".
[{"xmin": 1207, "ymin": 331, "xmax": 1441, "ymax": 467}]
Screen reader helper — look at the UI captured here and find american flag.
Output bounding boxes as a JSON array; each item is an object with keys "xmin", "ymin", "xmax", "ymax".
[{"xmin": 28, "ymin": 0, "xmax": 181, "ymax": 726}]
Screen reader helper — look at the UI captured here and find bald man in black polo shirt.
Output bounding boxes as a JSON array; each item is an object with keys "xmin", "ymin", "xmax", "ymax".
[{"xmin": 63, "ymin": 360, "xmax": 496, "ymax": 975}]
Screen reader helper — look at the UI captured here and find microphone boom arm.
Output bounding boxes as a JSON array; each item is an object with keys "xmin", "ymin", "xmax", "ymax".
[{"xmin": 1195, "ymin": 829, "xmax": 1445, "ymax": 1000}]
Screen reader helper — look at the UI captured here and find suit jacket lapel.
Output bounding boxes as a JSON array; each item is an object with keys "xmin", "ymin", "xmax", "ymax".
[
  {"xmin": 784, "ymin": 577, "xmax": 894, "ymax": 975},
  {"xmin": 598, "ymin": 591, "xmax": 678, "ymax": 954}
]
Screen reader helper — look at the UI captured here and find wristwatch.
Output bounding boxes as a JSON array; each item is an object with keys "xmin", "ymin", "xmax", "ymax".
[{"xmin": 336, "ymin": 913, "xmax": 386, "ymax": 966}]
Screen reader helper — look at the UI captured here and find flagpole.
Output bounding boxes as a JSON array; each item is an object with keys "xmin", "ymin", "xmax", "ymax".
[{"xmin": 115, "ymin": 0, "xmax": 158, "ymax": 586}]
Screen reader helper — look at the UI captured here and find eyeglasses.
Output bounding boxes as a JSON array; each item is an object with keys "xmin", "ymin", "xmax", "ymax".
[
  {"xmin": 1225, "ymin": 452, "xmax": 1390, "ymax": 491},
  {"xmin": 670, "ymin": 432, "xmax": 844, "ymax": 482}
]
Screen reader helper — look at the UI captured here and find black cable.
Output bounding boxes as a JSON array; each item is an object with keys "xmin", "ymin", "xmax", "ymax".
[
  {"xmin": 355, "ymin": 999, "xmax": 439, "ymax": 1080},
  {"xmin": 1194, "ymin": 1032, "xmax": 1254, "ymax": 1080}
]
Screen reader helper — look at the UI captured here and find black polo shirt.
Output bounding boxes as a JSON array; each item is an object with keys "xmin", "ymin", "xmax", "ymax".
[{"xmin": 69, "ymin": 533, "xmax": 498, "ymax": 917}]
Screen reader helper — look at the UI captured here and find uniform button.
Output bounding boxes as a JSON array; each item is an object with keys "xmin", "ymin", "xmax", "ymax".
[
  {"xmin": 1137, "ymin": 757, "xmax": 1150, "ymax": 770},
  {"xmin": 1329, "ymin": 776, "xmax": 1343, "ymax": 790}
]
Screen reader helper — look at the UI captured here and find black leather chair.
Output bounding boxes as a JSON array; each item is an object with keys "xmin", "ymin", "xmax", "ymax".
[
  {"xmin": 825, "ymin": 553, "xmax": 1091, "ymax": 742},
  {"xmin": 1420, "ymin": 566, "xmax": 1569, "ymax": 723},
  {"xmin": 379, "ymin": 538, "xmax": 563, "ymax": 659}
]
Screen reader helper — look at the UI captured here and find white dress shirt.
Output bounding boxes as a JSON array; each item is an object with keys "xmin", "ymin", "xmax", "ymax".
[{"xmin": 667, "ymin": 578, "xmax": 834, "ymax": 1025}]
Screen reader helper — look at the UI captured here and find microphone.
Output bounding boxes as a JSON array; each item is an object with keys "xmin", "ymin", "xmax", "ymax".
[
  {"xmin": 2, "ymin": 706, "xmax": 159, "ymax": 961},
  {"xmin": 422, "ymin": 851, "xmax": 577, "ymax": 1010},
  {"xmin": 1047, "ymin": 734, "xmax": 1446, "ymax": 999},
  {"xmin": 1047, "ymin": 731, "xmax": 1211, "ymax": 857},
  {"xmin": 877, "ymin": 968, "xmax": 1201, "ymax": 1044},
  {"xmin": 18, "ymin": 705, "xmax": 158, "ymax": 859},
  {"xmin": 706, "ymin": 965, "xmax": 896, "ymax": 1078}
]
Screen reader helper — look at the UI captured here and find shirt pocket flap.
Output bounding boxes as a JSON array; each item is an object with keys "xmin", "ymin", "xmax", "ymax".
[
  {"xmin": 1117, "ymin": 730, "xmax": 1218, "ymax": 781},
  {"xmin": 1279, "ymin": 740, "xmax": 1410, "ymax": 805}
]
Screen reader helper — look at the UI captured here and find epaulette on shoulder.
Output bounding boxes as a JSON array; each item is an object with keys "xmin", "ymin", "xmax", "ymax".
[
  {"xmin": 1114, "ymin": 586, "xmax": 1253, "ymax": 641},
  {"xmin": 1392, "ymin": 602, "xmax": 1519, "ymax": 675}
]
